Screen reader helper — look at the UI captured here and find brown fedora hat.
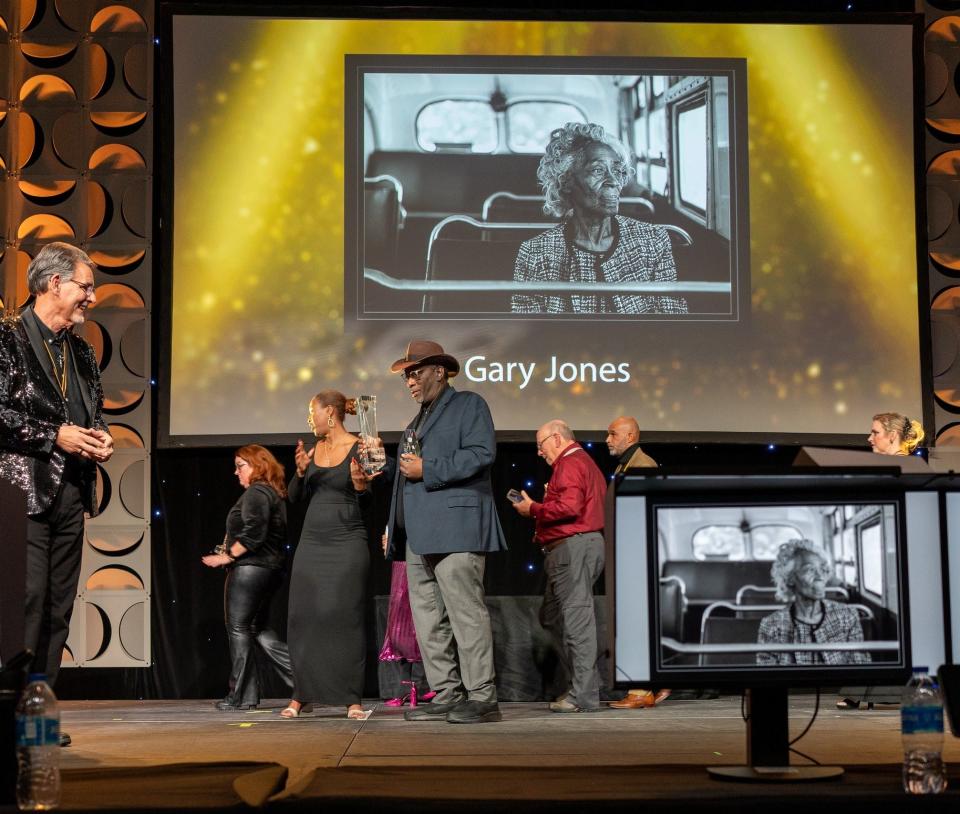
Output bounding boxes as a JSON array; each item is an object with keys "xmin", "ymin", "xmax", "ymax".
[{"xmin": 390, "ymin": 339, "xmax": 460, "ymax": 376}]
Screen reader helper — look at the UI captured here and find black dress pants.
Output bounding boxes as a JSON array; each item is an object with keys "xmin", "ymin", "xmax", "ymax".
[
  {"xmin": 224, "ymin": 565, "xmax": 293, "ymax": 706},
  {"xmin": 25, "ymin": 479, "xmax": 85, "ymax": 687}
]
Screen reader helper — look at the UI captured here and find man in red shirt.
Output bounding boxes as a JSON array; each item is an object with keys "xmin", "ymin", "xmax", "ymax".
[{"xmin": 512, "ymin": 419, "xmax": 607, "ymax": 712}]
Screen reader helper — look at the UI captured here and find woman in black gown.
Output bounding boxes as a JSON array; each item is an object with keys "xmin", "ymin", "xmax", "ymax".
[{"xmin": 283, "ymin": 390, "xmax": 373, "ymax": 719}]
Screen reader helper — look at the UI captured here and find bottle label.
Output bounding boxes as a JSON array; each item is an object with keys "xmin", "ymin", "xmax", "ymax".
[
  {"xmin": 901, "ymin": 706, "xmax": 943, "ymax": 735},
  {"xmin": 16, "ymin": 716, "xmax": 60, "ymax": 747}
]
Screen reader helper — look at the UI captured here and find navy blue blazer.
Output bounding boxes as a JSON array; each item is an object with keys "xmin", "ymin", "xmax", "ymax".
[{"xmin": 385, "ymin": 385, "xmax": 507, "ymax": 559}]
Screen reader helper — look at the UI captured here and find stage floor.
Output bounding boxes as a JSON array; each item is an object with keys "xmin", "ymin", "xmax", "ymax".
[{"xmin": 52, "ymin": 696, "xmax": 960, "ymax": 811}]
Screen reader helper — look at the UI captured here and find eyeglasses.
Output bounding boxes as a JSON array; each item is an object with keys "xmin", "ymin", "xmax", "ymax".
[
  {"xmin": 536, "ymin": 432, "xmax": 557, "ymax": 452},
  {"xmin": 400, "ymin": 366, "xmax": 432, "ymax": 383},
  {"xmin": 234, "ymin": 460, "xmax": 249, "ymax": 473},
  {"xmin": 65, "ymin": 279, "xmax": 96, "ymax": 298}
]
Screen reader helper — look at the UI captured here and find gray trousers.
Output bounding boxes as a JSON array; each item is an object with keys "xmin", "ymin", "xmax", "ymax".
[
  {"xmin": 541, "ymin": 532, "xmax": 605, "ymax": 710},
  {"xmin": 405, "ymin": 548, "xmax": 497, "ymax": 704}
]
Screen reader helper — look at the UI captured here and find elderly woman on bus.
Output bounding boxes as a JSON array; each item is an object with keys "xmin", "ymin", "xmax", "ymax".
[
  {"xmin": 511, "ymin": 122, "xmax": 688, "ymax": 316},
  {"xmin": 756, "ymin": 539, "xmax": 870, "ymax": 666}
]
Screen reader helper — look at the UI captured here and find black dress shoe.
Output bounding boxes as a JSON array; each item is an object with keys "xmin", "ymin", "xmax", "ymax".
[
  {"xmin": 215, "ymin": 698, "xmax": 257, "ymax": 711},
  {"xmin": 403, "ymin": 700, "xmax": 463, "ymax": 721},
  {"xmin": 59, "ymin": 731, "xmax": 71, "ymax": 748},
  {"xmin": 446, "ymin": 700, "xmax": 502, "ymax": 724}
]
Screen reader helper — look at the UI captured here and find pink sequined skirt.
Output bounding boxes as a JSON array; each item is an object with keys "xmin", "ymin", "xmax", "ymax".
[{"xmin": 378, "ymin": 561, "xmax": 422, "ymax": 662}]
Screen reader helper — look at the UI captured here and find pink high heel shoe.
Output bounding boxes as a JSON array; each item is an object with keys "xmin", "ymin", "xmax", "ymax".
[{"xmin": 383, "ymin": 688, "xmax": 437, "ymax": 707}]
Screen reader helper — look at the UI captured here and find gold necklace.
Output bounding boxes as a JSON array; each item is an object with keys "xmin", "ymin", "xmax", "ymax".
[
  {"xmin": 319, "ymin": 435, "xmax": 353, "ymax": 467},
  {"xmin": 41, "ymin": 339, "xmax": 68, "ymax": 398}
]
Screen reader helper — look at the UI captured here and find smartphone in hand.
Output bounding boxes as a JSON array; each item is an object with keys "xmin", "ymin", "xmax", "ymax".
[{"xmin": 506, "ymin": 489, "xmax": 523, "ymax": 503}]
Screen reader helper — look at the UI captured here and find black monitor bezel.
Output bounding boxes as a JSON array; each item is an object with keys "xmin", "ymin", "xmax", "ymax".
[{"xmin": 613, "ymin": 471, "xmax": 913, "ymax": 689}]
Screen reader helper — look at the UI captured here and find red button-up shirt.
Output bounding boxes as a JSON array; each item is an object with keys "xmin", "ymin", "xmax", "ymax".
[{"xmin": 531, "ymin": 442, "xmax": 607, "ymax": 545}]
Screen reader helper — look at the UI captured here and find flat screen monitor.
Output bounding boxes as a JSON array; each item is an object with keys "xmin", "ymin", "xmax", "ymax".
[
  {"xmin": 613, "ymin": 471, "xmax": 947, "ymax": 775},
  {"xmin": 613, "ymin": 472, "xmax": 948, "ymax": 689}
]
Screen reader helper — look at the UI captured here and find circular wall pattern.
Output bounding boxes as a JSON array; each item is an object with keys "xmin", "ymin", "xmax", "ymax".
[
  {"xmin": 119, "ymin": 459, "xmax": 145, "ymax": 518},
  {"xmin": 84, "ymin": 603, "xmax": 111, "ymax": 661},
  {"xmin": 86, "ymin": 529, "xmax": 144, "ymax": 556},
  {"xmin": 120, "ymin": 318, "xmax": 146, "ymax": 376},
  {"xmin": 4, "ymin": 0, "xmax": 152, "ymax": 668},
  {"xmin": 119, "ymin": 602, "xmax": 146, "ymax": 661},
  {"xmin": 108, "ymin": 423, "xmax": 145, "ymax": 448},
  {"xmin": 86, "ymin": 566, "xmax": 145, "ymax": 591}
]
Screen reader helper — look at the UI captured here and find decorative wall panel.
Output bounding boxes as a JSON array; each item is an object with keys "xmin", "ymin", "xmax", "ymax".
[{"xmin": 0, "ymin": 0, "xmax": 153, "ymax": 668}]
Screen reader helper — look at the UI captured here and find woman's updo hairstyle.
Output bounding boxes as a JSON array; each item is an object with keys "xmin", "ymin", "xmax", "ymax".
[
  {"xmin": 873, "ymin": 412, "xmax": 925, "ymax": 455},
  {"xmin": 312, "ymin": 390, "xmax": 357, "ymax": 422}
]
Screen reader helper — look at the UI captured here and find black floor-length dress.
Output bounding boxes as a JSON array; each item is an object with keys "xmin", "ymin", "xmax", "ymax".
[{"xmin": 287, "ymin": 442, "xmax": 370, "ymax": 706}]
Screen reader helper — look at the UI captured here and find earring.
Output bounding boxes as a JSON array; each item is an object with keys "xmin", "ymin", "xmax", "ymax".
[{"xmin": 327, "ymin": 416, "xmax": 335, "ymax": 428}]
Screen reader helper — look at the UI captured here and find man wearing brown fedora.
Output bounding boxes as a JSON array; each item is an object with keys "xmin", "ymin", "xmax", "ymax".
[{"xmin": 384, "ymin": 339, "xmax": 507, "ymax": 724}]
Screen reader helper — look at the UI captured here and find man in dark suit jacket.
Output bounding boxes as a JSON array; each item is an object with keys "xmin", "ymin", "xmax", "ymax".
[
  {"xmin": 385, "ymin": 340, "xmax": 507, "ymax": 724},
  {"xmin": 0, "ymin": 242, "xmax": 113, "ymax": 703}
]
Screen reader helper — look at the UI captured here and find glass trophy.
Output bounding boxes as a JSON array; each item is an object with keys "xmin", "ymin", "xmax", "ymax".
[
  {"xmin": 401, "ymin": 428, "xmax": 421, "ymax": 457},
  {"xmin": 356, "ymin": 395, "xmax": 386, "ymax": 475}
]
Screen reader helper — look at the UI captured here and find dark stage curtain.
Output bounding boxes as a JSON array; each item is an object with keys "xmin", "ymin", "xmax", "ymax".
[{"xmin": 56, "ymin": 443, "xmax": 796, "ymax": 700}]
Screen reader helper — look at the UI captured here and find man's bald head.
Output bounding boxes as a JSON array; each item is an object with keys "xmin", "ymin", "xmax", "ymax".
[{"xmin": 606, "ymin": 416, "xmax": 640, "ymax": 457}]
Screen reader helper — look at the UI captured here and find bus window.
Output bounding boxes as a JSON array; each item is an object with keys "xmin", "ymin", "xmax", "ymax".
[
  {"xmin": 416, "ymin": 100, "xmax": 497, "ymax": 153},
  {"xmin": 647, "ymin": 106, "xmax": 668, "ymax": 194},
  {"xmin": 842, "ymin": 526, "xmax": 857, "ymax": 586},
  {"xmin": 749, "ymin": 524, "xmax": 804, "ymax": 560},
  {"xmin": 675, "ymin": 96, "xmax": 707, "ymax": 215},
  {"xmin": 859, "ymin": 520, "xmax": 883, "ymax": 598},
  {"xmin": 506, "ymin": 101, "xmax": 586, "ymax": 153},
  {"xmin": 692, "ymin": 525, "xmax": 745, "ymax": 560},
  {"xmin": 363, "ymin": 104, "xmax": 376, "ymax": 170}
]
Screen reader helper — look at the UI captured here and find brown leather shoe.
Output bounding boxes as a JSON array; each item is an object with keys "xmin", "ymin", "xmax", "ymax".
[
  {"xmin": 653, "ymin": 689, "xmax": 672, "ymax": 705},
  {"xmin": 609, "ymin": 691, "xmax": 655, "ymax": 709}
]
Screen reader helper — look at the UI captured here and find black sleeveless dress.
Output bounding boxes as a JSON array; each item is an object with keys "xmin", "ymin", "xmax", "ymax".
[{"xmin": 287, "ymin": 441, "xmax": 370, "ymax": 705}]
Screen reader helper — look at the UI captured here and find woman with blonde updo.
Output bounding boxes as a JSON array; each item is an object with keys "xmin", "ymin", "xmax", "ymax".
[
  {"xmin": 868, "ymin": 412, "xmax": 925, "ymax": 456},
  {"xmin": 282, "ymin": 390, "xmax": 376, "ymax": 720}
]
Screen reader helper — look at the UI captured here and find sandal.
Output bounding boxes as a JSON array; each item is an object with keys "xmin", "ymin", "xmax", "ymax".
[
  {"xmin": 347, "ymin": 706, "xmax": 371, "ymax": 720},
  {"xmin": 280, "ymin": 702, "xmax": 313, "ymax": 718},
  {"xmin": 383, "ymin": 697, "xmax": 406, "ymax": 707},
  {"xmin": 836, "ymin": 698, "xmax": 860, "ymax": 710}
]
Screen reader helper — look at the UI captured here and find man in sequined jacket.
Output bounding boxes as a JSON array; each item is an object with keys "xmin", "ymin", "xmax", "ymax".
[{"xmin": 0, "ymin": 242, "xmax": 113, "ymax": 691}]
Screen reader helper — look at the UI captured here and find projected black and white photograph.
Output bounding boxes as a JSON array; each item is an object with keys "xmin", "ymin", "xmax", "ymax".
[
  {"xmin": 348, "ymin": 57, "xmax": 748, "ymax": 320},
  {"xmin": 653, "ymin": 503, "xmax": 903, "ymax": 671}
]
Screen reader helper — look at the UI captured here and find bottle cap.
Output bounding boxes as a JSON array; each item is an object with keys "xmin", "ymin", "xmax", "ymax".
[
  {"xmin": 26, "ymin": 673, "xmax": 47, "ymax": 682},
  {"xmin": 912, "ymin": 666, "xmax": 929, "ymax": 673}
]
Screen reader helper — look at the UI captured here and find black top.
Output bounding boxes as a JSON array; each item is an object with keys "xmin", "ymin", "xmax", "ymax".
[
  {"xmin": 27, "ymin": 310, "xmax": 89, "ymax": 428},
  {"xmin": 225, "ymin": 482, "xmax": 287, "ymax": 570}
]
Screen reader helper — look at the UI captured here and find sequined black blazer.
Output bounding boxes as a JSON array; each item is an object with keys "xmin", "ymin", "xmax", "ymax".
[{"xmin": 0, "ymin": 308, "xmax": 107, "ymax": 516}]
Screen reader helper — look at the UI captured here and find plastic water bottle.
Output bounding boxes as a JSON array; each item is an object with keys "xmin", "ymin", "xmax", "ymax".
[
  {"xmin": 15, "ymin": 674, "xmax": 60, "ymax": 810},
  {"xmin": 902, "ymin": 666, "xmax": 947, "ymax": 794}
]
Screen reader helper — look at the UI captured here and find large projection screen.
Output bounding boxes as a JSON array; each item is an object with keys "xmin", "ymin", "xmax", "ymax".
[{"xmin": 161, "ymin": 14, "xmax": 924, "ymax": 445}]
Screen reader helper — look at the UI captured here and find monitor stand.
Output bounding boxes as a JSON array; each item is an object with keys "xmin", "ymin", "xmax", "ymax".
[{"xmin": 707, "ymin": 688, "xmax": 844, "ymax": 782}]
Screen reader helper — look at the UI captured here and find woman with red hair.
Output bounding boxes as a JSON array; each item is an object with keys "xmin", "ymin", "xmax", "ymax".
[{"xmin": 202, "ymin": 444, "xmax": 293, "ymax": 710}]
